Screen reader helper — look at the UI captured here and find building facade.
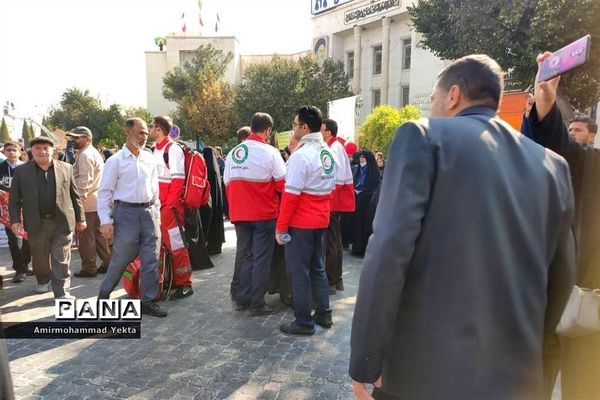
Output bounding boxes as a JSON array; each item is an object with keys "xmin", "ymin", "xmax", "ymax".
[{"xmin": 311, "ymin": 0, "xmax": 448, "ymax": 120}]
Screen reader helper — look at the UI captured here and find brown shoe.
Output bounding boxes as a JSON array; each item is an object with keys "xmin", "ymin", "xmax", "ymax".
[{"xmin": 74, "ymin": 271, "xmax": 97, "ymax": 278}]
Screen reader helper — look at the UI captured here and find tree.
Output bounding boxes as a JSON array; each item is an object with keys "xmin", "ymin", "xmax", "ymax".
[
  {"xmin": 163, "ymin": 44, "xmax": 236, "ymax": 145},
  {"xmin": 45, "ymin": 88, "xmax": 151, "ymax": 146},
  {"xmin": 27, "ymin": 123, "xmax": 36, "ymax": 144},
  {"xmin": 21, "ymin": 121, "xmax": 29, "ymax": 145},
  {"xmin": 234, "ymin": 56, "xmax": 353, "ymax": 132},
  {"xmin": 409, "ymin": 0, "xmax": 600, "ymax": 110},
  {"xmin": 359, "ymin": 105, "xmax": 421, "ymax": 156},
  {"xmin": 0, "ymin": 118, "xmax": 10, "ymax": 142}
]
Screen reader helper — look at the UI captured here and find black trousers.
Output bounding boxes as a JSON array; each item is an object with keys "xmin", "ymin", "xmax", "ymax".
[
  {"xmin": 5, "ymin": 226, "xmax": 31, "ymax": 273},
  {"xmin": 325, "ymin": 212, "xmax": 343, "ymax": 285}
]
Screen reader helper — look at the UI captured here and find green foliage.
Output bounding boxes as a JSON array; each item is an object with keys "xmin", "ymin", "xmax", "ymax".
[
  {"xmin": 163, "ymin": 44, "xmax": 235, "ymax": 145},
  {"xmin": 21, "ymin": 121, "xmax": 31, "ymax": 146},
  {"xmin": 44, "ymin": 88, "xmax": 151, "ymax": 147},
  {"xmin": 409, "ymin": 0, "xmax": 600, "ymax": 109},
  {"xmin": 359, "ymin": 105, "xmax": 421, "ymax": 156},
  {"xmin": 27, "ymin": 123, "xmax": 35, "ymax": 145},
  {"xmin": 0, "ymin": 118, "xmax": 11, "ymax": 142},
  {"xmin": 234, "ymin": 56, "xmax": 353, "ymax": 132}
]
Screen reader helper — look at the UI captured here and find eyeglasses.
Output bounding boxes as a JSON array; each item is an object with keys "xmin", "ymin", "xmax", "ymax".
[{"xmin": 292, "ymin": 121, "xmax": 305, "ymax": 129}]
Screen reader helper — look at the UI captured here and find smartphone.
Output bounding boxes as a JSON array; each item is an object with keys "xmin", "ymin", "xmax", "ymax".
[{"xmin": 538, "ymin": 35, "xmax": 591, "ymax": 82}]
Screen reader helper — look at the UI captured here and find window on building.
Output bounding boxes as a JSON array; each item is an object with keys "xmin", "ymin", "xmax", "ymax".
[
  {"xmin": 402, "ymin": 39, "xmax": 412, "ymax": 69},
  {"xmin": 401, "ymin": 85, "xmax": 410, "ymax": 107},
  {"xmin": 347, "ymin": 51, "xmax": 354, "ymax": 80},
  {"xmin": 373, "ymin": 89, "xmax": 381, "ymax": 108},
  {"xmin": 373, "ymin": 45, "xmax": 382, "ymax": 75}
]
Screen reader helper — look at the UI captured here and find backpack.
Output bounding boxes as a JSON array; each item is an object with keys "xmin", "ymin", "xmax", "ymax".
[
  {"xmin": 122, "ymin": 246, "xmax": 174, "ymax": 300},
  {"xmin": 163, "ymin": 141, "xmax": 211, "ymax": 209}
]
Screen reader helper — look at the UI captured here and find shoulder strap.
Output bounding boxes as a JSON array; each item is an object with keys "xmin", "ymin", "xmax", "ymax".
[{"xmin": 163, "ymin": 141, "xmax": 173, "ymax": 167}]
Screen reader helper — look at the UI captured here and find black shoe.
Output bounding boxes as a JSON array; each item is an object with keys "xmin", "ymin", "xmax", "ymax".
[
  {"xmin": 142, "ymin": 302, "xmax": 167, "ymax": 318},
  {"xmin": 248, "ymin": 304, "xmax": 278, "ymax": 316},
  {"xmin": 97, "ymin": 265, "xmax": 108, "ymax": 274},
  {"xmin": 328, "ymin": 285, "xmax": 337, "ymax": 295},
  {"xmin": 168, "ymin": 286, "xmax": 193, "ymax": 300},
  {"xmin": 97, "ymin": 293, "xmax": 110, "ymax": 300},
  {"xmin": 312, "ymin": 312, "xmax": 333, "ymax": 328},
  {"xmin": 235, "ymin": 302, "xmax": 249, "ymax": 311},
  {"xmin": 25, "ymin": 268, "xmax": 34, "ymax": 276},
  {"xmin": 74, "ymin": 271, "xmax": 97, "ymax": 278},
  {"xmin": 12, "ymin": 272, "xmax": 25, "ymax": 283},
  {"xmin": 280, "ymin": 322, "xmax": 314, "ymax": 335},
  {"xmin": 336, "ymin": 280, "xmax": 344, "ymax": 291}
]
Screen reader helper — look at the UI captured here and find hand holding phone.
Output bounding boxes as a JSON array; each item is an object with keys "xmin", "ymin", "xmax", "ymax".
[{"xmin": 538, "ymin": 35, "xmax": 591, "ymax": 82}]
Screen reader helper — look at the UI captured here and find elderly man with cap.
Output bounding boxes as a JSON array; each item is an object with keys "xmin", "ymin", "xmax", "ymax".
[
  {"xmin": 9, "ymin": 135, "xmax": 86, "ymax": 298},
  {"xmin": 67, "ymin": 126, "xmax": 111, "ymax": 278}
]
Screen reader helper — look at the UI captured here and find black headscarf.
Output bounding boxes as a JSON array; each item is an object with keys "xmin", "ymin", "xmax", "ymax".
[
  {"xmin": 202, "ymin": 147, "xmax": 225, "ymax": 255},
  {"xmin": 353, "ymin": 150, "xmax": 380, "ymax": 195}
]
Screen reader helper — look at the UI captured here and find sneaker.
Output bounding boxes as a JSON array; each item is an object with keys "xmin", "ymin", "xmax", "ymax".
[
  {"xmin": 12, "ymin": 272, "xmax": 25, "ymax": 283},
  {"xmin": 280, "ymin": 322, "xmax": 315, "ymax": 336},
  {"xmin": 35, "ymin": 283, "xmax": 51, "ymax": 294},
  {"xmin": 142, "ymin": 302, "xmax": 167, "ymax": 318},
  {"xmin": 235, "ymin": 302, "xmax": 250, "ymax": 311},
  {"xmin": 312, "ymin": 312, "xmax": 333, "ymax": 328},
  {"xmin": 335, "ymin": 280, "xmax": 344, "ymax": 291},
  {"xmin": 248, "ymin": 304, "xmax": 278, "ymax": 316},
  {"xmin": 168, "ymin": 286, "xmax": 194, "ymax": 300},
  {"xmin": 56, "ymin": 293, "xmax": 76, "ymax": 300},
  {"xmin": 74, "ymin": 271, "xmax": 97, "ymax": 278}
]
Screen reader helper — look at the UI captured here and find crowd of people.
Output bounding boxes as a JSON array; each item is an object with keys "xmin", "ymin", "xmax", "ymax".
[{"xmin": 0, "ymin": 50, "xmax": 598, "ymax": 400}]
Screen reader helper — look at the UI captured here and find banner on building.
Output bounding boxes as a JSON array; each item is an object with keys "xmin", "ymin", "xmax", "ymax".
[
  {"xmin": 328, "ymin": 96, "xmax": 358, "ymax": 142},
  {"xmin": 344, "ymin": 0, "xmax": 401, "ymax": 24}
]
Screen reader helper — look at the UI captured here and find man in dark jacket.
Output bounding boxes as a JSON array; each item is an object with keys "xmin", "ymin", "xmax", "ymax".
[
  {"xmin": 349, "ymin": 55, "xmax": 576, "ymax": 400},
  {"xmin": 528, "ymin": 51, "xmax": 600, "ymax": 400},
  {"xmin": 0, "ymin": 141, "xmax": 32, "ymax": 283}
]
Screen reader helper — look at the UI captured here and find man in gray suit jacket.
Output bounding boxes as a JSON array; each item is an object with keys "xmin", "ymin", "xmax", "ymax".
[
  {"xmin": 349, "ymin": 55, "xmax": 576, "ymax": 400},
  {"xmin": 9, "ymin": 136, "xmax": 86, "ymax": 299}
]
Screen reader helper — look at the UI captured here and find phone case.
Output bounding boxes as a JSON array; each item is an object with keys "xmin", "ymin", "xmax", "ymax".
[{"xmin": 538, "ymin": 35, "xmax": 591, "ymax": 82}]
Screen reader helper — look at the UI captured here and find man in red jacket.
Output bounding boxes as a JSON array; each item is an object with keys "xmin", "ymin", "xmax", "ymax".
[
  {"xmin": 321, "ymin": 118, "xmax": 355, "ymax": 294},
  {"xmin": 150, "ymin": 116, "xmax": 193, "ymax": 300},
  {"xmin": 276, "ymin": 106, "xmax": 337, "ymax": 335},
  {"xmin": 224, "ymin": 113, "xmax": 286, "ymax": 316}
]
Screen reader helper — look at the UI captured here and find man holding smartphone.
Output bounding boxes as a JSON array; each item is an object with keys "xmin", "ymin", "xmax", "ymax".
[{"xmin": 528, "ymin": 51, "xmax": 600, "ymax": 400}]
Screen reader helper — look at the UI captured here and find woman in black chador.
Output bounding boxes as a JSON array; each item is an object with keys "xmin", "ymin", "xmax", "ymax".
[
  {"xmin": 201, "ymin": 147, "xmax": 225, "ymax": 255},
  {"xmin": 350, "ymin": 150, "xmax": 381, "ymax": 256}
]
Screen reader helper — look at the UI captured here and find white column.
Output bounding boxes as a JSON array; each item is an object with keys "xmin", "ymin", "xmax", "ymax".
[
  {"xmin": 353, "ymin": 25, "xmax": 362, "ymax": 94},
  {"xmin": 381, "ymin": 17, "xmax": 391, "ymax": 104}
]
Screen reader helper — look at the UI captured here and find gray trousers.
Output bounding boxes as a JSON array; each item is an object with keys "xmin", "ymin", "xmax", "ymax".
[
  {"xmin": 99, "ymin": 204, "xmax": 160, "ymax": 303},
  {"xmin": 28, "ymin": 219, "xmax": 72, "ymax": 298}
]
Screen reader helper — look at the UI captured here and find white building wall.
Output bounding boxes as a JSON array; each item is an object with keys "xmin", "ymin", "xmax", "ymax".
[
  {"xmin": 145, "ymin": 35, "xmax": 241, "ymax": 116},
  {"xmin": 312, "ymin": 0, "xmax": 445, "ymax": 122}
]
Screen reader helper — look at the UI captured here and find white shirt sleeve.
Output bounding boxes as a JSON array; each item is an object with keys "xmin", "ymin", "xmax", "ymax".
[
  {"xmin": 272, "ymin": 149, "xmax": 286, "ymax": 182},
  {"xmin": 97, "ymin": 155, "xmax": 118, "ymax": 225},
  {"xmin": 151, "ymin": 157, "xmax": 160, "ymax": 214},
  {"xmin": 168, "ymin": 143, "xmax": 185, "ymax": 180}
]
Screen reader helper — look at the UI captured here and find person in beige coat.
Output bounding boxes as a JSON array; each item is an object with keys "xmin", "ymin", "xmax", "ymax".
[{"xmin": 67, "ymin": 127, "xmax": 111, "ymax": 277}]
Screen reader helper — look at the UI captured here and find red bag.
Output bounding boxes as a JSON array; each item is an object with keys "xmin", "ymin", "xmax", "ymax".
[
  {"xmin": 122, "ymin": 247, "xmax": 174, "ymax": 300},
  {"xmin": 164, "ymin": 142, "xmax": 211, "ymax": 209}
]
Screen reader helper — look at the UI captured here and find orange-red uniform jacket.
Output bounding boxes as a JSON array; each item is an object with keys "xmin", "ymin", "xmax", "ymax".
[
  {"xmin": 328, "ymin": 136, "xmax": 355, "ymax": 212},
  {"xmin": 276, "ymin": 132, "xmax": 337, "ymax": 232},
  {"xmin": 223, "ymin": 135, "xmax": 286, "ymax": 223}
]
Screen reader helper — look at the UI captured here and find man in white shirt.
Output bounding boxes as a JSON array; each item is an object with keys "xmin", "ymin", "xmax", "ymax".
[
  {"xmin": 66, "ymin": 127, "xmax": 111, "ymax": 278},
  {"xmin": 97, "ymin": 118, "xmax": 166, "ymax": 317}
]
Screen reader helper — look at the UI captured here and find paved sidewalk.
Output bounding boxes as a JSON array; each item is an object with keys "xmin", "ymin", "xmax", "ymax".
[{"xmin": 1, "ymin": 223, "xmax": 363, "ymax": 400}]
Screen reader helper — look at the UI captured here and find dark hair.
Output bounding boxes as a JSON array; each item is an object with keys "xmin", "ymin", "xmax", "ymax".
[
  {"xmin": 322, "ymin": 118, "xmax": 338, "ymax": 137},
  {"xmin": 237, "ymin": 126, "xmax": 251, "ymax": 143},
  {"xmin": 153, "ymin": 116, "xmax": 173, "ymax": 135},
  {"xmin": 250, "ymin": 113, "xmax": 274, "ymax": 133},
  {"xmin": 436, "ymin": 54, "xmax": 504, "ymax": 110},
  {"xmin": 570, "ymin": 116, "xmax": 598, "ymax": 134},
  {"xmin": 296, "ymin": 105, "xmax": 322, "ymax": 133},
  {"xmin": 3, "ymin": 141, "xmax": 20, "ymax": 151}
]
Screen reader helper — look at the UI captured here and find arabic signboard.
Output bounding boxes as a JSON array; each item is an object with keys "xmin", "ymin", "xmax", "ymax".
[
  {"xmin": 344, "ymin": 0, "xmax": 401, "ymax": 24},
  {"xmin": 311, "ymin": 0, "xmax": 354, "ymax": 15}
]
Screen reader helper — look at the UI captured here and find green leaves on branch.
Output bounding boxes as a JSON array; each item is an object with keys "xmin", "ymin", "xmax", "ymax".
[
  {"xmin": 359, "ymin": 105, "xmax": 421, "ymax": 156},
  {"xmin": 409, "ymin": 0, "xmax": 600, "ymax": 109}
]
